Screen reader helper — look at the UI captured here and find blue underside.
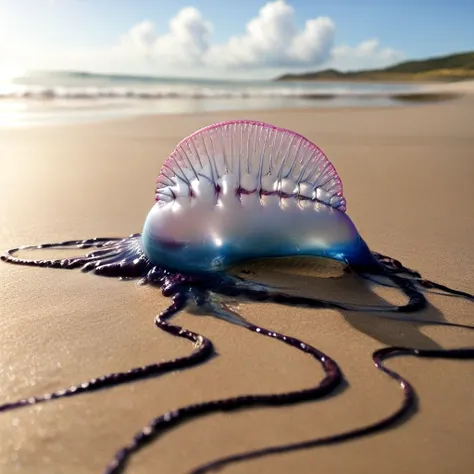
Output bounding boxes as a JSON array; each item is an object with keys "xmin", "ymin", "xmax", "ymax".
[{"xmin": 141, "ymin": 232, "xmax": 376, "ymax": 274}]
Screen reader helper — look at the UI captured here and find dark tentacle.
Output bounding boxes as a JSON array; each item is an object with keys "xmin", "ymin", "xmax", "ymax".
[
  {"xmin": 0, "ymin": 293, "xmax": 214, "ymax": 414},
  {"xmin": 372, "ymin": 251, "xmax": 421, "ymax": 278},
  {"xmin": 190, "ymin": 345, "xmax": 474, "ymax": 474},
  {"xmin": 0, "ymin": 235, "xmax": 152, "ymax": 279},
  {"xmin": 222, "ymin": 271, "xmax": 474, "ymax": 330},
  {"xmin": 103, "ymin": 320, "xmax": 343, "ymax": 474},
  {"xmin": 415, "ymin": 279, "xmax": 474, "ymax": 300},
  {"xmin": 373, "ymin": 252, "xmax": 474, "ymax": 301},
  {"xmin": 210, "ymin": 271, "xmax": 427, "ymax": 314},
  {"xmin": 359, "ymin": 272, "xmax": 470, "ymax": 299}
]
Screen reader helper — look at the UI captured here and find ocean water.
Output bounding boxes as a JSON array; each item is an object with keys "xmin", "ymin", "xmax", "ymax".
[{"xmin": 0, "ymin": 71, "xmax": 422, "ymax": 127}]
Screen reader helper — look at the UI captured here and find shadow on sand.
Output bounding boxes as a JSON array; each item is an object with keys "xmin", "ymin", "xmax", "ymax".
[{"xmin": 230, "ymin": 257, "xmax": 453, "ymax": 350}]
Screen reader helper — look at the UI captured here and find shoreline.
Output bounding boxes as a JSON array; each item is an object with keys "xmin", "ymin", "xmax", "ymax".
[
  {"xmin": 2, "ymin": 78, "xmax": 472, "ymax": 130},
  {"xmin": 0, "ymin": 90, "xmax": 469, "ymax": 134},
  {"xmin": 0, "ymin": 87, "xmax": 468, "ymax": 130}
]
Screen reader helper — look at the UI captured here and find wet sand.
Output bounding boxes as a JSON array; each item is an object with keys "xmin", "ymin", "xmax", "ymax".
[{"xmin": 0, "ymin": 94, "xmax": 473, "ymax": 474}]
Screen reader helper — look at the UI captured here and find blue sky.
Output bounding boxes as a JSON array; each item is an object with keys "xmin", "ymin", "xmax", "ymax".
[{"xmin": 1, "ymin": 0, "xmax": 473, "ymax": 78}]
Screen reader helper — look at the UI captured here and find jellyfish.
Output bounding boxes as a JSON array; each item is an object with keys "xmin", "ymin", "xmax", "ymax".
[{"xmin": 1, "ymin": 120, "xmax": 473, "ymax": 474}]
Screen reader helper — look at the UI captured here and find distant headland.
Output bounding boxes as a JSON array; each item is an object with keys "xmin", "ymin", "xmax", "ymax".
[{"xmin": 274, "ymin": 51, "xmax": 474, "ymax": 82}]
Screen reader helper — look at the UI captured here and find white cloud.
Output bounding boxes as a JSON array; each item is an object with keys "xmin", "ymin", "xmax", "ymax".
[
  {"xmin": 206, "ymin": 0, "xmax": 335, "ymax": 68},
  {"xmin": 289, "ymin": 17, "xmax": 335, "ymax": 65},
  {"xmin": 121, "ymin": 20, "xmax": 156, "ymax": 53},
  {"xmin": 330, "ymin": 39, "xmax": 404, "ymax": 71},
  {"xmin": 120, "ymin": 8, "xmax": 212, "ymax": 65}
]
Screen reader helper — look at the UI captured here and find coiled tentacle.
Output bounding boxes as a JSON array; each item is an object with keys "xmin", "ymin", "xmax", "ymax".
[
  {"xmin": 190, "ymin": 345, "xmax": 474, "ymax": 474},
  {"xmin": 0, "ymin": 292, "xmax": 213, "ymax": 414},
  {"xmin": 0, "ymin": 235, "xmax": 151, "ymax": 279},
  {"xmin": 104, "ymin": 313, "xmax": 342, "ymax": 474},
  {"xmin": 372, "ymin": 251, "xmax": 474, "ymax": 300}
]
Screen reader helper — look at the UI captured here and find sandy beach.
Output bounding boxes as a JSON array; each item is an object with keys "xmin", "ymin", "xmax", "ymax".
[{"xmin": 0, "ymin": 94, "xmax": 473, "ymax": 474}]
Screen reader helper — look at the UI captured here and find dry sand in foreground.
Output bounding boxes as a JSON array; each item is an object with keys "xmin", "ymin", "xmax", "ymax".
[{"xmin": 0, "ymin": 96, "xmax": 473, "ymax": 474}]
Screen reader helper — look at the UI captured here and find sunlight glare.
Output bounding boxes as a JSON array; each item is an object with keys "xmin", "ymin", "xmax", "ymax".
[{"xmin": 0, "ymin": 61, "xmax": 25, "ymax": 82}]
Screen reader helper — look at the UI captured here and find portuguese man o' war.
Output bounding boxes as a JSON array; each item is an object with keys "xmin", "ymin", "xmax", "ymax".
[{"xmin": 1, "ymin": 120, "xmax": 473, "ymax": 474}]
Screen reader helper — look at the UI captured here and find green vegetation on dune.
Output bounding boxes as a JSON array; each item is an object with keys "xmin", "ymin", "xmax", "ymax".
[
  {"xmin": 275, "ymin": 51, "xmax": 474, "ymax": 82},
  {"xmin": 383, "ymin": 52, "xmax": 474, "ymax": 73}
]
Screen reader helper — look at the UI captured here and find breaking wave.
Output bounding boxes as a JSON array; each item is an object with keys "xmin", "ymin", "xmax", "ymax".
[{"xmin": 0, "ymin": 70, "xmax": 421, "ymax": 101}]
